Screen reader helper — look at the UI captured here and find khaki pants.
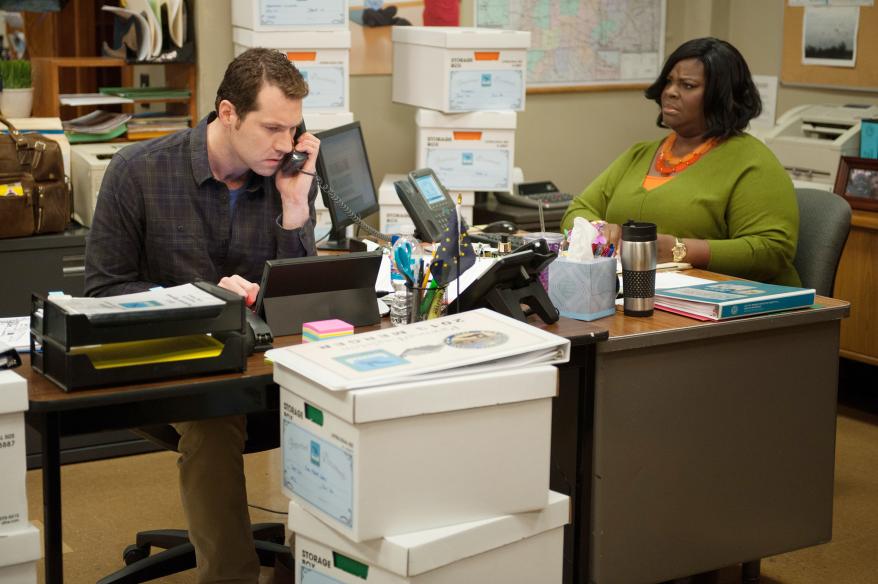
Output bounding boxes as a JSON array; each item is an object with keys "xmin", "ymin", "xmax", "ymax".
[{"xmin": 173, "ymin": 416, "xmax": 260, "ymax": 584}]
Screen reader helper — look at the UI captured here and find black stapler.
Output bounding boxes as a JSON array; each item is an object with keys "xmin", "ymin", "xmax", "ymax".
[{"xmin": 245, "ymin": 310, "xmax": 273, "ymax": 353}]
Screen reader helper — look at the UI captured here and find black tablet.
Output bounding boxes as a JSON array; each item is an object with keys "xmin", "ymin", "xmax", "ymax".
[{"xmin": 253, "ymin": 251, "xmax": 382, "ymax": 337}]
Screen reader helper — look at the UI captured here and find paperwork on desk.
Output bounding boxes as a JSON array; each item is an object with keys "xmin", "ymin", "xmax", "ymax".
[
  {"xmin": 49, "ymin": 283, "xmax": 224, "ymax": 317},
  {"xmin": 0, "ymin": 317, "xmax": 30, "ymax": 352},
  {"xmin": 266, "ymin": 308, "xmax": 570, "ymax": 391}
]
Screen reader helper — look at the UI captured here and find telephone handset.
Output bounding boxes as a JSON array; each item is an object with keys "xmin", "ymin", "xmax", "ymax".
[
  {"xmin": 393, "ymin": 168, "xmax": 459, "ymax": 243},
  {"xmin": 279, "ymin": 121, "xmax": 309, "ymax": 175}
]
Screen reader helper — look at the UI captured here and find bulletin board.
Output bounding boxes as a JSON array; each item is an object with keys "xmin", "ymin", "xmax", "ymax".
[{"xmin": 781, "ymin": 4, "xmax": 878, "ymax": 91}]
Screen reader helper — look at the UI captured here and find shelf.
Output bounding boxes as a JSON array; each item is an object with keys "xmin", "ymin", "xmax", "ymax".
[{"xmin": 32, "ymin": 56, "xmax": 197, "ymax": 123}]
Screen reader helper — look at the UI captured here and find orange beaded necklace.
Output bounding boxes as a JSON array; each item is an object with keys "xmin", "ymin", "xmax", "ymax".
[{"xmin": 654, "ymin": 133, "xmax": 717, "ymax": 176}]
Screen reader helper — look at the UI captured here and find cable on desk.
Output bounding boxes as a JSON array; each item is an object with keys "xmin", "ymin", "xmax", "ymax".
[{"xmin": 248, "ymin": 503, "xmax": 288, "ymax": 516}]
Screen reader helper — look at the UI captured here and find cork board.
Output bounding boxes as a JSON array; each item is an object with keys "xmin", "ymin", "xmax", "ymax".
[{"xmin": 781, "ymin": 4, "xmax": 878, "ymax": 91}]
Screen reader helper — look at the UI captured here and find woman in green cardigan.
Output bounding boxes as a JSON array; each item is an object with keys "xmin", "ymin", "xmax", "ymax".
[{"xmin": 562, "ymin": 38, "xmax": 800, "ymax": 286}]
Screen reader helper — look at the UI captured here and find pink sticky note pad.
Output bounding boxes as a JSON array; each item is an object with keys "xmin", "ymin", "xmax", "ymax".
[{"xmin": 302, "ymin": 319, "xmax": 354, "ymax": 336}]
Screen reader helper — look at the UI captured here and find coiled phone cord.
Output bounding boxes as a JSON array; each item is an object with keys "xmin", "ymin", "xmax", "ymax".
[{"xmin": 299, "ymin": 170, "xmax": 393, "ymax": 244}]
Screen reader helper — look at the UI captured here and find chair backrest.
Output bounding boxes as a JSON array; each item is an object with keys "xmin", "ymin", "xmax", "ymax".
[{"xmin": 793, "ymin": 188, "xmax": 852, "ymax": 297}]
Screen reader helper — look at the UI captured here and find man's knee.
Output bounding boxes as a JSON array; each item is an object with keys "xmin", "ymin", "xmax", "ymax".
[{"xmin": 173, "ymin": 416, "xmax": 247, "ymax": 457}]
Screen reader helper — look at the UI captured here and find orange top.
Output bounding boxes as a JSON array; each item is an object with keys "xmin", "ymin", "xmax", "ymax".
[{"xmin": 642, "ymin": 174, "xmax": 673, "ymax": 191}]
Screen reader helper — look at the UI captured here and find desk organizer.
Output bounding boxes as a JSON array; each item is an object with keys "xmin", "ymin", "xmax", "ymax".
[{"xmin": 30, "ymin": 281, "xmax": 247, "ymax": 391}]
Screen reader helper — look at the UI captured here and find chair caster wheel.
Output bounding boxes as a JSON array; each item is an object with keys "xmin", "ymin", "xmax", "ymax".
[{"xmin": 123, "ymin": 544, "xmax": 150, "ymax": 565}]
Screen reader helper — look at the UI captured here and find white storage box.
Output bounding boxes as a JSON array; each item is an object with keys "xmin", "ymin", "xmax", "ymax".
[
  {"xmin": 234, "ymin": 28, "xmax": 350, "ymax": 112},
  {"xmin": 290, "ymin": 492, "xmax": 568, "ymax": 584},
  {"xmin": 307, "ymin": 111, "xmax": 354, "ymax": 133},
  {"xmin": 379, "ymin": 204, "xmax": 472, "ymax": 236},
  {"xmin": 0, "ymin": 371, "xmax": 28, "ymax": 536},
  {"xmin": 415, "ymin": 109, "xmax": 516, "ymax": 192},
  {"xmin": 392, "ymin": 27, "xmax": 530, "ymax": 113},
  {"xmin": 232, "ymin": 0, "xmax": 348, "ymax": 30},
  {"xmin": 0, "ymin": 523, "xmax": 40, "ymax": 584},
  {"xmin": 70, "ymin": 142, "xmax": 132, "ymax": 227},
  {"xmin": 278, "ymin": 365, "xmax": 556, "ymax": 542}
]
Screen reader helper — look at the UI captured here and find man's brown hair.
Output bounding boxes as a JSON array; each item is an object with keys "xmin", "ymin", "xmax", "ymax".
[{"xmin": 215, "ymin": 48, "xmax": 309, "ymax": 120}]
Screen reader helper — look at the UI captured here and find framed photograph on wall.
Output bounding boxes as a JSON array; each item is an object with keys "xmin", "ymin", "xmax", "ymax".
[{"xmin": 834, "ymin": 156, "xmax": 878, "ymax": 212}]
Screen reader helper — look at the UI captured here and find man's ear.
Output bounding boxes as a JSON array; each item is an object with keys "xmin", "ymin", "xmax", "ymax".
[{"xmin": 217, "ymin": 99, "xmax": 237, "ymax": 127}]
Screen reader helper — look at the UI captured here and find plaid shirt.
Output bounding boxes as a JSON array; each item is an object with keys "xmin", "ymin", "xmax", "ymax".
[{"xmin": 84, "ymin": 113, "xmax": 317, "ymax": 297}]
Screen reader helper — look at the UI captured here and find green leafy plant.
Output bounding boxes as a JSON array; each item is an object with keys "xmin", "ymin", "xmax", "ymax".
[{"xmin": 0, "ymin": 60, "xmax": 32, "ymax": 89}]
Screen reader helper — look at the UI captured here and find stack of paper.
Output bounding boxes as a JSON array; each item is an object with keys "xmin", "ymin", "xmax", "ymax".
[
  {"xmin": 62, "ymin": 110, "xmax": 131, "ymax": 143},
  {"xmin": 102, "ymin": 0, "xmax": 188, "ymax": 61},
  {"xmin": 126, "ymin": 112, "xmax": 191, "ymax": 140}
]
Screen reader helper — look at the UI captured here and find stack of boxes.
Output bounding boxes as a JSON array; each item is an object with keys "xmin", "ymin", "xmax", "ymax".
[
  {"xmin": 0, "ymin": 371, "xmax": 42, "ymax": 583},
  {"xmin": 381, "ymin": 26, "xmax": 531, "ymax": 236},
  {"xmin": 276, "ymin": 357, "xmax": 569, "ymax": 582},
  {"xmin": 231, "ymin": 0, "xmax": 355, "ymax": 233}
]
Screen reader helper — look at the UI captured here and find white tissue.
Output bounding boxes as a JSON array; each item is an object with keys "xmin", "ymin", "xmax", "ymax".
[{"xmin": 567, "ymin": 217, "xmax": 598, "ymax": 262}]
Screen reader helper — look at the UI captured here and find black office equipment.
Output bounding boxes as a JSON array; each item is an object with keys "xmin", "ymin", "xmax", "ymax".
[
  {"xmin": 312, "ymin": 121, "xmax": 383, "ymax": 250},
  {"xmin": 474, "ymin": 194, "xmax": 565, "ymax": 232},
  {"xmin": 467, "ymin": 231, "xmax": 527, "ymax": 249},
  {"xmin": 450, "ymin": 240, "xmax": 560, "ymax": 324},
  {"xmin": 394, "ymin": 168, "xmax": 459, "ymax": 242},
  {"xmin": 30, "ymin": 282, "xmax": 247, "ymax": 391},
  {"xmin": 253, "ymin": 251, "xmax": 382, "ymax": 337},
  {"xmin": 494, "ymin": 180, "xmax": 575, "ymax": 209}
]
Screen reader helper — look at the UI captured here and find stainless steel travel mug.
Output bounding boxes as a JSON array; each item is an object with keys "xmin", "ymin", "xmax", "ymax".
[{"xmin": 621, "ymin": 220, "xmax": 657, "ymax": 317}]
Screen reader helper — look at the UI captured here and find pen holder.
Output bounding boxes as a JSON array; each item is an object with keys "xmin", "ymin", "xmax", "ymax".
[
  {"xmin": 407, "ymin": 284, "xmax": 448, "ymax": 323},
  {"xmin": 523, "ymin": 232, "xmax": 564, "ymax": 291},
  {"xmin": 547, "ymin": 256, "xmax": 617, "ymax": 321}
]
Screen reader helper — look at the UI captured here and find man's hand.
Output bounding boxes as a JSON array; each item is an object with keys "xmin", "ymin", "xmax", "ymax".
[
  {"xmin": 218, "ymin": 274, "xmax": 260, "ymax": 307},
  {"xmin": 275, "ymin": 131, "xmax": 320, "ymax": 230}
]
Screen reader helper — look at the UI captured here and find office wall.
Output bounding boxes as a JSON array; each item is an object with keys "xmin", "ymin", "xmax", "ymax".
[{"xmin": 194, "ymin": 0, "xmax": 877, "ymax": 199}]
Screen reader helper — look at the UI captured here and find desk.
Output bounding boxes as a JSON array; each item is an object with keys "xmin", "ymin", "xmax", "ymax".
[
  {"xmin": 24, "ymin": 282, "xmax": 848, "ymax": 584},
  {"xmin": 578, "ymin": 272, "xmax": 849, "ymax": 584},
  {"xmin": 23, "ymin": 318, "xmax": 606, "ymax": 584}
]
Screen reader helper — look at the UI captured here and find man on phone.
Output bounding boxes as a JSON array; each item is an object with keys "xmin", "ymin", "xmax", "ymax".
[{"xmin": 85, "ymin": 48, "xmax": 319, "ymax": 583}]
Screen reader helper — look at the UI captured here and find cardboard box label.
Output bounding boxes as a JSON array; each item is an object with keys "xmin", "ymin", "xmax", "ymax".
[
  {"xmin": 448, "ymin": 69, "xmax": 524, "ymax": 111},
  {"xmin": 283, "ymin": 417, "xmax": 354, "ymax": 528},
  {"xmin": 259, "ymin": 0, "xmax": 346, "ymax": 27},
  {"xmin": 300, "ymin": 66, "xmax": 346, "ymax": 109},
  {"xmin": 426, "ymin": 147, "xmax": 510, "ymax": 190}
]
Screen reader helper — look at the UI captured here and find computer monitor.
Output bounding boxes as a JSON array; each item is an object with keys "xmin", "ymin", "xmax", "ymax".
[{"xmin": 314, "ymin": 121, "xmax": 380, "ymax": 250}]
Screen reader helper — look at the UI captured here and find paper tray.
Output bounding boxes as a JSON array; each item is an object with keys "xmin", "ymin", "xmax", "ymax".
[
  {"xmin": 33, "ymin": 281, "xmax": 245, "ymax": 349},
  {"xmin": 32, "ymin": 332, "xmax": 247, "ymax": 392}
]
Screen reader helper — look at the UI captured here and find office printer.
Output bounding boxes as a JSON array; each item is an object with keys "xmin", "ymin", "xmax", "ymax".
[
  {"xmin": 71, "ymin": 142, "xmax": 132, "ymax": 226},
  {"xmin": 765, "ymin": 104, "xmax": 878, "ymax": 187}
]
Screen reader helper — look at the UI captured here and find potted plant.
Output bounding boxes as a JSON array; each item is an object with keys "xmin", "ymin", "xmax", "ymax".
[{"xmin": 0, "ymin": 60, "xmax": 33, "ymax": 118}]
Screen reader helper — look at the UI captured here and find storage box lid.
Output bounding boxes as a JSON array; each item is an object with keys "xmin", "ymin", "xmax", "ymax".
[
  {"xmin": 290, "ymin": 491, "xmax": 568, "ymax": 577},
  {"xmin": 233, "ymin": 27, "xmax": 351, "ymax": 49},
  {"xmin": 278, "ymin": 364, "xmax": 557, "ymax": 424},
  {"xmin": 0, "ymin": 370, "xmax": 27, "ymax": 415},
  {"xmin": 378, "ymin": 174, "xmax": 408, "ymax": 205},
  {"xmin": 0, "ymin": 524, "xmax": 41, "ymax": 567},
  {"xmin": 415, "ymin": 109, "xmax": 517, "ymax": 130},
  {"xmin": 392, "ymin": 26, "xmax": 530, "ymax": 49},
  {"xmin": 306, "ymin": 111, "xmax": 355, "ymax": 133}
]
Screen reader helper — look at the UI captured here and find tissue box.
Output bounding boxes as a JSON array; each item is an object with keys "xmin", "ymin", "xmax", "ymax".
[{"xmin": 548, "ymin": 257, "xmax": 617, "ymax": 321}]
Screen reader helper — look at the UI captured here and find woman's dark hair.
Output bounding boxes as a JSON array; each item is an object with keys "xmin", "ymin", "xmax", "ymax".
[{"xmin": 644, "ymin": 37, "xmax": 761, "ymax": 139}]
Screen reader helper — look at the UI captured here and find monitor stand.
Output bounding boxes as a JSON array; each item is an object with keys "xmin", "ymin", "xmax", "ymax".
[{"xmin": 317, "ymin": 227, "xmax": 366, "ymax": 252}]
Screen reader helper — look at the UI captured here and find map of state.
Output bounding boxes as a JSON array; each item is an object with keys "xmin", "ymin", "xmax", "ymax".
[{"xmin": 476, "ymin": 0, "xmax": 666, "ymax": 88}]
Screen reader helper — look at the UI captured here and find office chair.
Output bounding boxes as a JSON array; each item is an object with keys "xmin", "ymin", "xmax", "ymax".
[
  {"xmin": 793, "ymin": 188, "xmax": 852, "ymax": 297},
  {"xmin": 97, "ymin": 410, "xmax": 292, "ymax": 584}
]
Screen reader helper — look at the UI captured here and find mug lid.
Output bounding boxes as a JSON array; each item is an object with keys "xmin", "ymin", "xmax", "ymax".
[{"xmin": 622, "ymin": 220, "xmax": 657, "ymax": 242}]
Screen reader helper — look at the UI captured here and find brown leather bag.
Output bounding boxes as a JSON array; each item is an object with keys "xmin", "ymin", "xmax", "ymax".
[{"xmin": 0, "ymin": 116, "xmax": 69, "ymax": 238}]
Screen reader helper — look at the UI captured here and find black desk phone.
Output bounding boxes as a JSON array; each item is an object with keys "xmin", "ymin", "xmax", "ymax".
[
  {"xmin": 493, "ymin": 181, "xmax": 574, "ymax": 210},
  {"xmin": 393, "ymin": 168, "xmax": 461, "ymax": 242}
]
